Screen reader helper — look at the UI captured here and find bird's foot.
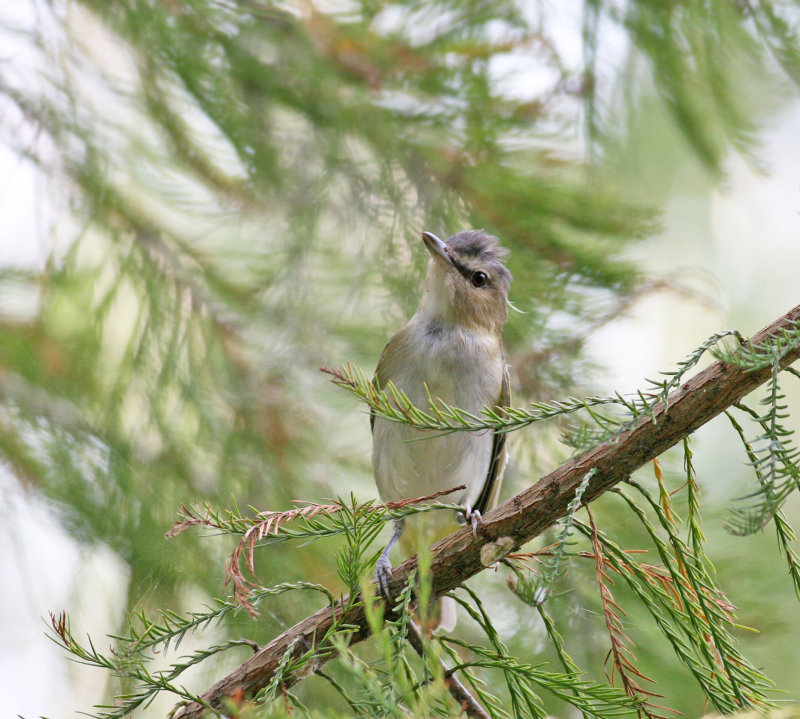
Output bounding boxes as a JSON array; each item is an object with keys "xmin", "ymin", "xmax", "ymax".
[
  {"xmin": 464, "ymin": 507, "xmax": 482, "ymax": 535},
  {"xmin": 375, "ymin": 552, "xmax": 394, "ymax": 598}
]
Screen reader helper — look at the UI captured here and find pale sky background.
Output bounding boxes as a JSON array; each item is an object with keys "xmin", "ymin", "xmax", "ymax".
[{"xmin": 2, "ymin": 4, "xmax": 800, "ymax": 716}]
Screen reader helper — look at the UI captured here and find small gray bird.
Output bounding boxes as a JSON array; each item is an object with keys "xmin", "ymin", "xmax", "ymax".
[{"xmin": 371, "ymin": 229, "xmax": 512, "ymax": 631}]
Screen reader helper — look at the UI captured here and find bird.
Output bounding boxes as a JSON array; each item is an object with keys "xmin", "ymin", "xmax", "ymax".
[{"xmin": 371, "ymin": 229, "xmax": 512, "ymax": 631}]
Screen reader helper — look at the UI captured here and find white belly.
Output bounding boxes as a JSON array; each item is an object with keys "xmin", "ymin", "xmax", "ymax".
[
  {"xmin": 372, "ymin": 322, "xmax": 503, "ymax": 517},
  {"xmin": 373, "ymin": 416, "xmax": 493, "ymax": 508}
]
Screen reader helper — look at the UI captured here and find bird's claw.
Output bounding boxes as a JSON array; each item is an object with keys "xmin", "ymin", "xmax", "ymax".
[
  {"xmin": 375, "ymin": 520, "xmax": 403, "ymax": 599},
  {"xmin": 375, "ymin": 553, "xmax": 394, "ymax": 598},
  {"xmin": 465, "ymin": 507, "xmax": 482, "ymax": 536}
]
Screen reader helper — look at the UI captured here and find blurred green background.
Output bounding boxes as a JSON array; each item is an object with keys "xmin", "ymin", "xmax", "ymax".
[{"xmin": 2, "ymin": 1, "xmax": 800, "ymax": 716}]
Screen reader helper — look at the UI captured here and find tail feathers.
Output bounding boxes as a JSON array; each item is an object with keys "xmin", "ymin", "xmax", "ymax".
[{"xmin": 435, "ymin": 596, "xmax": 457, "ymax": 633}]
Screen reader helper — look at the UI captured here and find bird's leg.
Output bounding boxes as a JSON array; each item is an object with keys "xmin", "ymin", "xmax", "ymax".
[
  {"xmin": 376, "ymin": 519, "xmax": 404, "ymax": 598},
  {"xmin": 464, "ymin": 506, "xmax": 482, "ymax": 535}
]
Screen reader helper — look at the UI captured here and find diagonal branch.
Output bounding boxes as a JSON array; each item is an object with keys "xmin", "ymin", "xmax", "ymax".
[
  {"xmin": 175, "ymin": 303, "xmax": 800, "ymax": 718},
  {"xmin": 404, "ymin": 620, "xmax": 491, "ymax": 719}
]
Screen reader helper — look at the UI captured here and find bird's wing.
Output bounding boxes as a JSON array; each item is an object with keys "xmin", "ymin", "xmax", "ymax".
[
  {"xmin": 371, "ymin": 331, "xmax": 403, "ymax": 434},
  {"xmin": 472, "ymin": 364, "xmax": 510, "ymax": 515},
  {"xmin": 370, "ymin": 379, "xmax": 377, "ymax": 434}
]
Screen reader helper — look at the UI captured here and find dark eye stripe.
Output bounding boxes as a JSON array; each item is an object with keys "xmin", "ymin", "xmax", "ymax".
[{"xmin": 450, "ymin": 256, "xmax": 488, "ymax": 284}]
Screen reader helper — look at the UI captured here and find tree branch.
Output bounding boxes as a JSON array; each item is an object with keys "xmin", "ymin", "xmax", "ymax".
[
  {"xmin": 405, "ymin": 621, "xmax": 491, "ymax": 719},
  {"xmin": 176, "ymin": 303, "xmax": 800, "ymax": 718}
]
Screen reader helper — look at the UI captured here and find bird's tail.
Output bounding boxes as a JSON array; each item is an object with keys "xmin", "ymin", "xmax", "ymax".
[{"xmin": 435, "ymin": 596, "xmax": 457, "ymax": 633}]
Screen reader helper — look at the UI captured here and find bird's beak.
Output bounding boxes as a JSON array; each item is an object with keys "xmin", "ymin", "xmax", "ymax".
[{"xmin": 422, "ymin": 231, "xmax": 454, "ymax": 267}]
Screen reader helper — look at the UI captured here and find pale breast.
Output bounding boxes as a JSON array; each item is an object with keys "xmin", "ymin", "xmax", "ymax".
[{"xmin": 372, "ymin": 320, "xmax": 504, "ymax": 512}]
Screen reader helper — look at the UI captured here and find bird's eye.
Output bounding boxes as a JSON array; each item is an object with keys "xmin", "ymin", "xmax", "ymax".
[{"xmin": 471, "ymin": 271, "xmax": 488, "ymax": 287}]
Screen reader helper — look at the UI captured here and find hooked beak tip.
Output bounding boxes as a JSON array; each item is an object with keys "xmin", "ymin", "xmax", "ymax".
[{"xmin": 421, "ymin": 231, "xmax": 453, "ymax": 266}]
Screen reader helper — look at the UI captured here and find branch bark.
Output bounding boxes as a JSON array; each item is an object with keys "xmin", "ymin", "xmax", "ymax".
[{"xmin": 176, "ymin": 303, "xmax": 800, "ymax": 718}]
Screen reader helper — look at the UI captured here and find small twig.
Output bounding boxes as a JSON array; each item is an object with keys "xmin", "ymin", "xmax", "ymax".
[
  {"xmin": 405, "ymin": 621, "xmax": 490, "ymax": 719},
  {"xmin": 169, "ymin": 486, "xmax": 465, "ymax": 617},
  {"xmin": 587, "ymin": 506, "xmax": 666, "ymax": 718}
]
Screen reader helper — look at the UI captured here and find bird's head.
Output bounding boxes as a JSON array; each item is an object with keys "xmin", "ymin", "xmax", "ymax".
[{"xmin": 418, "ymin": 229, "xmax": 512, "ymax": 334}]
